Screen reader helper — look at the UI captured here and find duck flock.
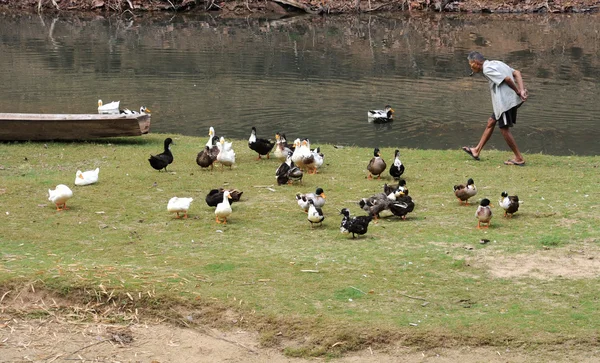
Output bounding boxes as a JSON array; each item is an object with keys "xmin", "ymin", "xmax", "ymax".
[{"xmin": 48, "ymin": 119, "xmax": 521, "ymax": 237}]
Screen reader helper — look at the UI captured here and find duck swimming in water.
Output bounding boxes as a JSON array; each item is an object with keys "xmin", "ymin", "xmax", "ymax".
[{"xmin": 367, "ymin": 105, "xmax": 394, "ymax": 123}]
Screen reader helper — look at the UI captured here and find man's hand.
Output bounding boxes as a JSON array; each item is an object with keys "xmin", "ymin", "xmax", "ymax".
[{"xmin": 519, "ymin": 88, "xmax": 528, "ymax": 102}]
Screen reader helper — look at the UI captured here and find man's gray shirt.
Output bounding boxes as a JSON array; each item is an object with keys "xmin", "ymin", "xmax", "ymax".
[{"xmin": 482, "ymin": 60, "xmax": 523, "ymax": 119}]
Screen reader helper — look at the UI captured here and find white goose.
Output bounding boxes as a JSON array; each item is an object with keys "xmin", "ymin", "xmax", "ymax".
[
  {"xmin": 97, "ymin": 99, "xmax": 120, "ymax": 114},
  {"xmin": 48, "ymin": 184, "xmax": 73, "ymax": 211},
  {"xmin": 215, "ymin": 190, "xmax": 233, "ymax": 224},
  {"xmin": 216, "ymin": 137, "xmax": 236, "ymax": 169},
  {"xmin": 167, "ymin": 197, "xmax": 193, "ymax": 219},
  {"xmin": 74, "ymin": 168, "xmax": 99, "ymax": 186}
]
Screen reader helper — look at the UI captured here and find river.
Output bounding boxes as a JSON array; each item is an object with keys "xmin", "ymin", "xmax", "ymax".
[{"xmin": 0, "ymin": 12, "xmax": 598, "ymax": 155}]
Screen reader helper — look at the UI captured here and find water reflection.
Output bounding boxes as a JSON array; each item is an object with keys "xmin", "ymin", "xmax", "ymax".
[{"xmin": 0, "ymin": 13, "xmax": 598, "ymax": 155}]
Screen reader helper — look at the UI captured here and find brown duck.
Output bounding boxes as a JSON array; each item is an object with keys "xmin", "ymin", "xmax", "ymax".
[{"xmin": 367, "ymin": 147, "xmax": 386, "ymax": 179}]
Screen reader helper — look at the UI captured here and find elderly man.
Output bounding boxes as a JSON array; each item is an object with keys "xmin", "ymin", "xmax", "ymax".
[{"xmin": 462, "ymin": 51, "xmax": 528, "ymax": 166}]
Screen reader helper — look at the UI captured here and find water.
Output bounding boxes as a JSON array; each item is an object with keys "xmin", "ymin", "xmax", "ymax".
[{"xmin": 0, "ymin": 12, "xmax": 598, "ymax": 155}]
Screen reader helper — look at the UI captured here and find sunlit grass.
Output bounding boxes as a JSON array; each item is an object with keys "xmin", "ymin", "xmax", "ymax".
[{"xmin": 0, "ymin": 133, "xmax": 599, "ymax": 355}]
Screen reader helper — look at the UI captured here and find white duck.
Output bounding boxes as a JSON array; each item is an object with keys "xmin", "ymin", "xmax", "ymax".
[
  {"xmin": 216, "ymin": 136, "xmax": 236, "ymax": 169},
  {"xmin": 167, "ymin": 197, "xmax": 193, "ymax": 219},
  {"xmin": 311, "ymin": 146, "xmax": 324, "ymax": 173},
  {"xmin": 300, "ymin": 139, "xmax": 317, "ymax": 173},
  {"xmin": 291, "ymin": 138, "xmax": 304, "ymax": 170},
  {"xmin": 274, "ymin": 133, "xmax": 293, "ymax": 161},
  {"xmin": 48, "ymin": 184, "xmax": 73, "ymax": 211},
  {"xmin": 74, "ymin": 168, "xmax": 99, "ymax": 186},
  {"xmin": 207, "ymin": 127, "xmax": 217, "ymax": 147},
  {"xmin": 215, "ymin": 190, "xmax": 233, "ymax": 224},
  {"xmin": 97, "ymin": 99, "xmax": 120, "ymax": 114}
]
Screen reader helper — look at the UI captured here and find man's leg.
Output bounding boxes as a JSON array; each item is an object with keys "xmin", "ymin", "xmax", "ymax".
[
  {"xmin": 499, "ymin": 127, "xmax": 525, "ymax": 163},
  {"xmin": 468, "ymin": 116, "xmax": 496, "ymax": 158}
]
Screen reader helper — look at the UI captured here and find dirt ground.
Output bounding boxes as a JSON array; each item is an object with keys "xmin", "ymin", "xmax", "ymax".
[
  {"xmin": 2, "ymin": 312, "xmax": 599, "ymax": 363},
  {"xmin": 2, "ymin": 245, "xmax": 599, "ymax": 362}
]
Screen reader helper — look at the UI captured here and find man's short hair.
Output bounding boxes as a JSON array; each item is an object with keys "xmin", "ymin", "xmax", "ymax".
[{"xmin": 467, "ymin": 51, "xmax": 485, "ymax": 62}]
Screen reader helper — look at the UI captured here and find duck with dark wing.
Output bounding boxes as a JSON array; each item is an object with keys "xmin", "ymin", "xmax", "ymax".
[
  {"xmin": 339, "ymin": 208, "xmax": 373, "ymax": 238},
  {"xmin": 248, "ymin": 127, "xmax": 275, "ymax": 160},
  {"xmin": 149, "ymin": 137, "xmax": 174, "ymax": 172},
  {"xmin": 475, "ymin": 198, "xmax": 493, "ymax": 229},
  {"xmin": 367, "ymin": 147, "xmax": 387, "ymax": 180},
  {"xmin": 454, "ymin": 178, "xmax": 477, "ymax": 205},
  {"xmin": 389, "ymin": 149, "xmax": 405, "ymax": 180},
  {"xmin": 499, "ymin": 191, "xmax": 520, "ymax": 218}
]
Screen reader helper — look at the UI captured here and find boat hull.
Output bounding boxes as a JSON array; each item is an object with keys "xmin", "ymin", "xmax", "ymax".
[{"xmin": 0, "ymin": 113, "xmax": 151, "ymax": 141}]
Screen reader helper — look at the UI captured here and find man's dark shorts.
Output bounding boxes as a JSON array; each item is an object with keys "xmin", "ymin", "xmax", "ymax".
[{"xmin": 491, "ymin": 105, "xmax": 518, "ymax": 128}]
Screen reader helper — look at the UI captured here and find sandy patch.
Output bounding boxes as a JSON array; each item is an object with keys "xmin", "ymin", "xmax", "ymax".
[{"xmin": 473, "ymin": 246, "xmax": 599, "ymax": 280}]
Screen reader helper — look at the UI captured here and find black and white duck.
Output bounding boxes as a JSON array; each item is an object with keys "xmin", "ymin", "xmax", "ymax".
[
  {"xmin": 148, "ymin": 137, "xmax": 174, "ymax": 172},
  {"xmin": 367, "ymin": 147, "xmax": 387, "ymax": 180},
  {"xmin": 383, "ymin": 179, "xmax": 408, "ymax": 198},
  {"xmin": 454, "ymin": 178, "xmax": 477, "ymax": 205},
  {"xmin": 248, "ymin": 127, "xmax": 275, "ymax": 160},
  {"xmin": 367, "ymin": 105, "xmax": 394, "ymax": 123},
  {"xmin": 120, "ymin": 106, "xmax": 151, "ymax": 114},
  {"xmin": 389, "ymin": 149, "xmax": 405, "ymax": 180},
  {"xmin": 475, "ymin": 198, "xmax": 493, "ymax": 229},
  {"xmin": 276, "ymin": 152, "xmax": 303, "ymax": 185},
  {"xmin": 499, "ymin": 191, "xmax": 520, "ymax": 218},
  {"xmin": 388, "ymin": 194, "xmax": 415, "ymax": 220},
  {"xmin": 205, "ymin": 188, "xmax": 243, "ymax": 207},
  {"xmin": 307, "ymin": 199, "xmax": 324, "ymax": 228},
  {"xmin": 339, "ymin": 208, "xmax": 373, "ymax": 238}
]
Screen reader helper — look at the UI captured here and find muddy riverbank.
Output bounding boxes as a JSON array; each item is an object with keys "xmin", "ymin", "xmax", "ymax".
[{"xmin": 1, "ymin": 0, "xmax": 598, "ymax": 17}]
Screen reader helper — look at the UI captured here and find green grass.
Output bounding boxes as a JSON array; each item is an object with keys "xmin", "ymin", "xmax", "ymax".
[{"xmin": 1, "ymin": 133, "xmax": 599, "ymax": 355}]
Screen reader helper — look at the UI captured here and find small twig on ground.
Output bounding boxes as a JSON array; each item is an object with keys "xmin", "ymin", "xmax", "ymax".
[
  {"xmin": 399, "ymin": 293, "xmax": 427, "ymax": 301},
  {"xmin": 64, "ymin": 339, "xmax": 108, "ymax": 359},
  {"xmin": 199, "ymin": 328, "xmax": 258, "ymax": 354},
  {"xmin": 300, "ymin": 269, "xmax": 319, "ymax": 273},
  {"xmin": 0, "ymin": 290, "xmax": 11, "ymax": 304}
]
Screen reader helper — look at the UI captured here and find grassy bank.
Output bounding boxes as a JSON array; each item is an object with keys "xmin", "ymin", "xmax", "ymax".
[{"xmin": 1, "ymin": 133, "xmax": 599, "ymax": 355}]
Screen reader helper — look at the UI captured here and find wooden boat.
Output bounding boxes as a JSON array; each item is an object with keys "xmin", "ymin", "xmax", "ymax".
[{"xmin": 0, "ymin": 113, "xmax": 151, "ymax": 141}]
